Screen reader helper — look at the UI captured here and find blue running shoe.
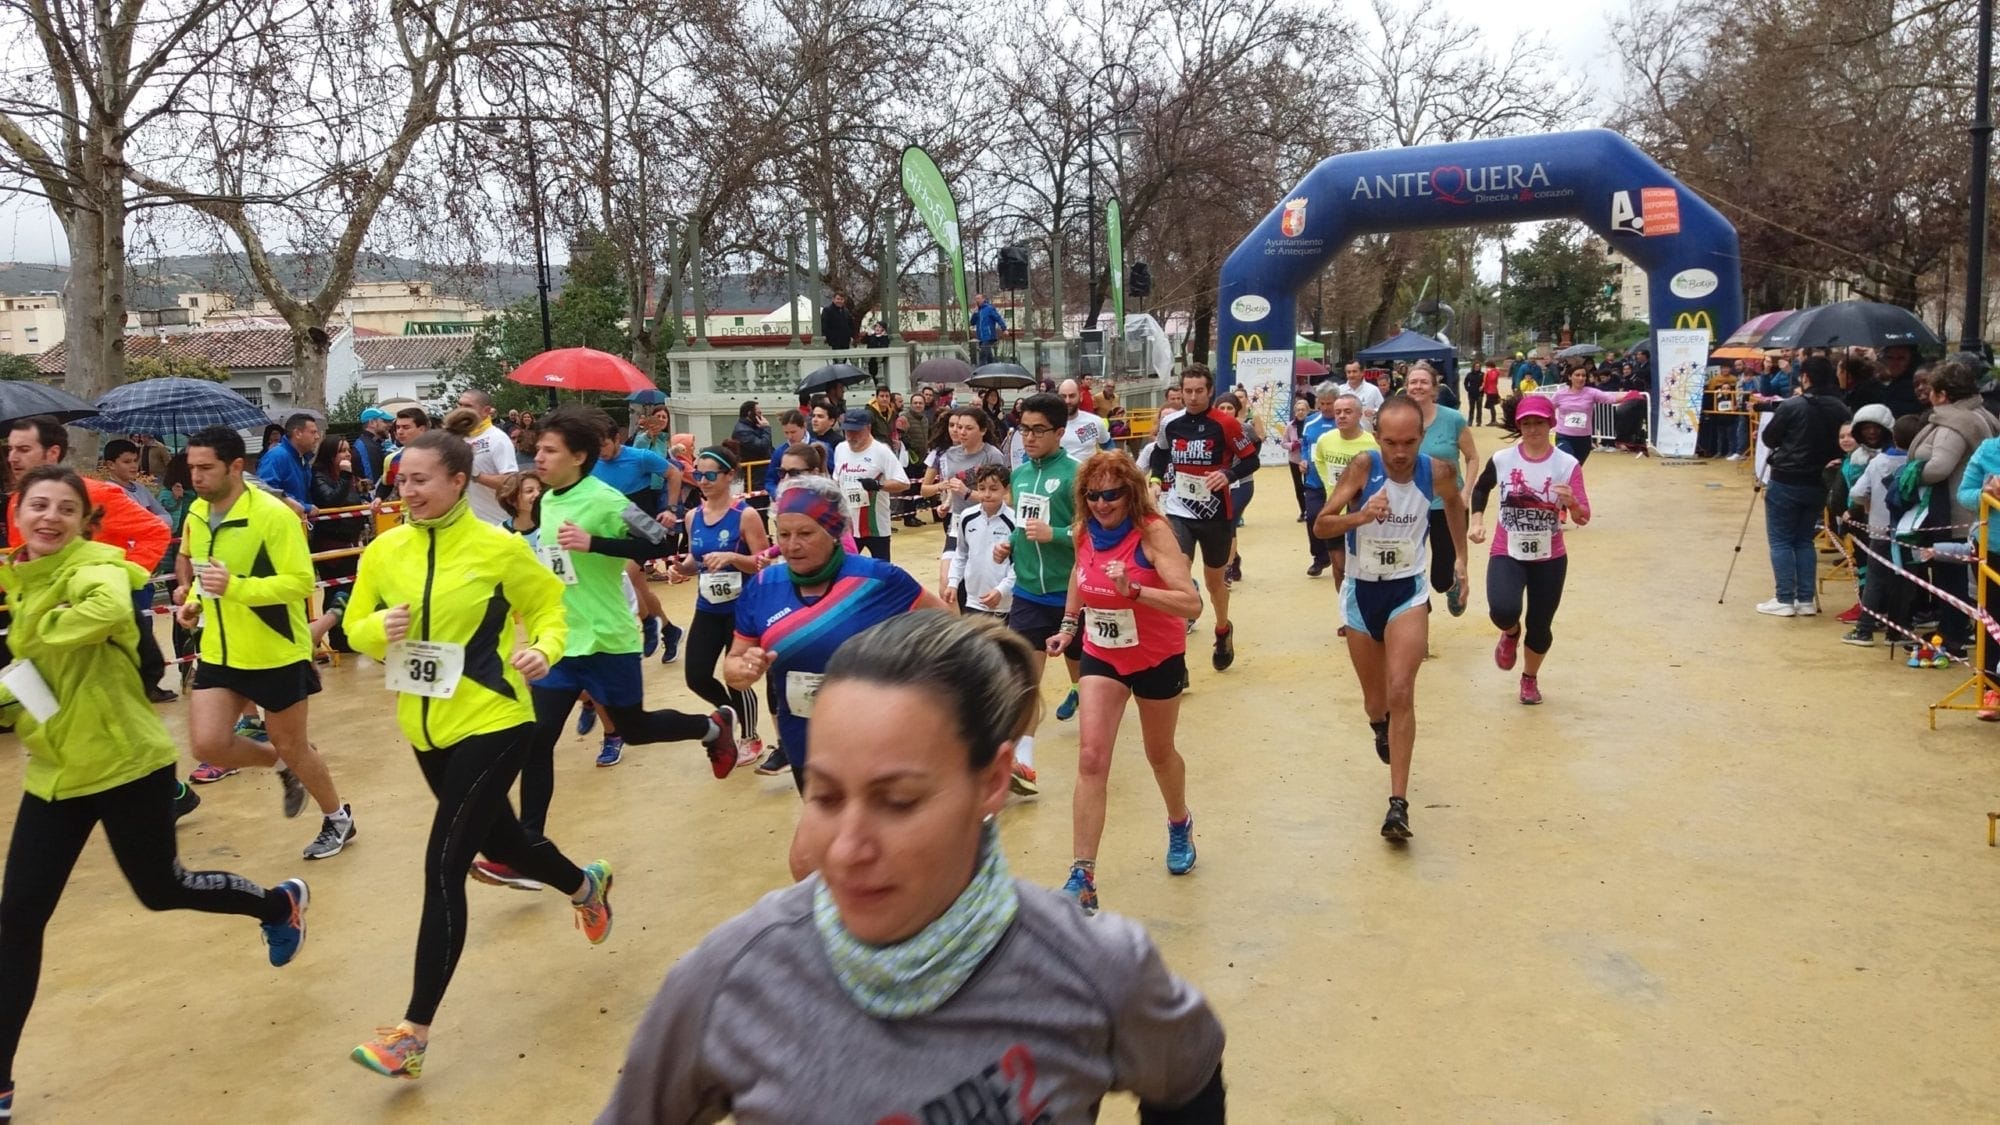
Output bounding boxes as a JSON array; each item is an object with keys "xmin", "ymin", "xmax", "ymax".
[
  {"xmin": 1166, "ymin": 813, "xmax": 1196, "ymax": 875},
  {"xmin": 642, "ymin": 616, "xmax": 660, "ymax": 658},
  {"xmin": 261, "ymin": 878, "xmax": 309, "ymax": 967},
  {"xmin": 596, "ymin": 736, "xmax": 624, "ymax": 767},
  {"xmin": 1060, "ymin": 864, "xmax": 1098, "ymax": 915},
  {"xmin": 660, "ymin": 620, "xmax": 684, "ymax": 665},
  {"xmin": 234, "ymin": 714, "xmax": 269, "ymax": 743},
  {"xmin": 576, "ymin": 706, "xmax": 597, "ymax": 737},
  {"xmin": 1055, "ymin": 687, "xmax": 1079, "ymax": 722}
]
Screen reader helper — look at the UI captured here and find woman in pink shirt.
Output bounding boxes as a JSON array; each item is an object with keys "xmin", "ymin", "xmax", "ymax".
[{"xmin": 1548, "ymin": 363, "xmax": 1640, "ymax": 463}]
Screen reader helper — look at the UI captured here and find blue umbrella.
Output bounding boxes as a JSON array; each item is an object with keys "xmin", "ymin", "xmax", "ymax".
[
  {"xmin": 627, "ymin": 387, "xmax": 668, "ymax": 405},
  {"xmin": 75, "ymin": 378, "xmax": 270, "ymax": 434}
]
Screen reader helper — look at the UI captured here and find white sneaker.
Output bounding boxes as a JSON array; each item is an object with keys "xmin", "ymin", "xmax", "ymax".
[
  {"xmin": 1793, "ymin": 601, "xmax": 1819, "ymax": 616},
  {"xmin": 1756, "ymin": 599, "xmax": 1798, "ymax": 617},
  {"xmin": 1725, "ymin": 453, "xmax": 1744, "ymax": 461}
]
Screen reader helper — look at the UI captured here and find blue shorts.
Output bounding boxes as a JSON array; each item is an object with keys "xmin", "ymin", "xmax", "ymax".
[
  {"xmin": 1341, "ymin": 575, "xmax": 1428, "ymax": 642},
  {"xmin": 534, "ymin": 651, "xmax": 644, "ymax": 709}
]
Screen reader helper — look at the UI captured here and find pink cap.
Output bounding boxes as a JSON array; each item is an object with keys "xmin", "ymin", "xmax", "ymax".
[{"xmin": 1515, "ymin": 395, "xmax": 1555, "ymax": 422}]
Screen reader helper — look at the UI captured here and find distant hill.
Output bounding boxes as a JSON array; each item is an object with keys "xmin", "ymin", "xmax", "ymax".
[{"xmin": 0, "ymin": 256, "xmax": 795, "ymax": 315}]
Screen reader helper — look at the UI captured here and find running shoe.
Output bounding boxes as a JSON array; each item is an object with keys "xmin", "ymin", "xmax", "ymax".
[
  {"xmin": 1518, "ymin": 675, "xmax": 1543, "ymax": 706},
  {"xmin": 260, "ymin": 878, "xmax": 309, "ymax": 967},
  {"xmin": 755, "ymin": 744, "xmax": 791, "ymax": 775},
  {"xmin": 189, "ymin": 761, "xmax": 236, "ymax": 784},
  {"xmin": 1061, "ymin": 864, "xmax": 1098, "ymax": 916},
  {"xmin": 1, "ymin": 1086, "xmax": 11, "ymax": 1117},
  {"xmin": 705, "ymin": 707, "xmax": 739, "ymax": 779},
  {"xmin": 1446, "ymin": 575, "xmax": 1467, "ymax": 617},
  {"xmin": 1981, "ymin": 689, "xmax": 2000, "ymax": 722},
  {"xmin": 573, "ymin": 860, "xmax": 614, "ymax": 944},
  {"xmin": 734, "ymin": 737, "xmax": 764, "ymax": 770},
  {"xmin": 1010, "ymin": 762, "xmax": 1039, "ymax": 796},
  {"xmin": 1755, "ymin": 598, "xmax": 1797, "ymax": 617},
  {"xmin": 1372, "ymin": 721, "xmax": 1390, "ymax": 765},
  {"xmin": 1381, "ymin": 796, "xmax": 1412, "ymax": 841},
  {"xmin": 279, "ymin": 766, "xmax": 308, "ymax": 819},
  {"xmin": 351, "ymin": 1026, "xmax": 427, "ymax": 1079},
  {"xmin": 660, "ymin": 621, "xmax": 684, "ymax": 664},
  {"xmin": 1494, "ymin": 629, "xmax": 1520, "ymax": 671},
  {"xmin": 470, "ymin": 860, "xmax": 543, "ymax": 891},
  {"xmin": 1166, "ymin": 814, "xmax": 1196, "ymax": 875},
  {"xmin": 1837, "ymin": 603, "xmax": 1863, "ymax": 624},
  {"xmin": 642, "ymin": 616, "xmax": 660, "ymax": 658},
  {"xmin": 147, "ymin": 686, "xmax": 179, "ymax": 704},
  {"xmin": 234, "ymin": 715, "xmax": 269, "ymax": 743},
  {"xmin": 303, "ymin": 806, "xmax": 356, "ymax": 860},
  {"xmin": 576, "ymin": 706, "xmax": 597, "ymax": 736},
  {"xmin": 1307, "ymin": 561, "xmax": 1327, "ymax": 578},
  {"xmin": 1841, "ymin": 628, "xmax": 1877, "ymax": 648},
  {"xmin": 1055, "ymin": 687, "xmax": 1079, "ymax": 722},
  {"xmin": 1913, "ymin": 617, "xmax": 1941, "ymax": 634},
  {"xmin": 1792, "ymin": 600, "xmax": 1819, "ymax": 616},
  {"xmin": 596, "ymin": 736, "xmax": 625, "ymax": 767},
  {"xmin": 173, "ymin": 781, "xmax": 200, "ymax": 820},
  {"xmin": 1212, "ymin": 625, "xmax": 1236, "ymax": 672},
  {"xmin": 1224, "ymin": 558, "xmax": 1242, "ymax": 585}
]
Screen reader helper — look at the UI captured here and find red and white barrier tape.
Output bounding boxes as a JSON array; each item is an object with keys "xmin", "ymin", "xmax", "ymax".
[{"xmin": 1844, "ymin": 536, "xmax": 2000, "ymax": 647}]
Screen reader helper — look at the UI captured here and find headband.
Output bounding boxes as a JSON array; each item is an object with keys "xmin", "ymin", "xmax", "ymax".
[
  {"xmin": 697, "ymin": 446, "xmax": 736, "ymax": 471},
  {"xmin": 777, "ymin": 485, "xmax": 846, "ymax": 538}
]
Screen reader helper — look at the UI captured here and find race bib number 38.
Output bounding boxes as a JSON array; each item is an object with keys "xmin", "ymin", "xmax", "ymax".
[{"xmin": 385, "ymin": 640, "xmax": 465, "ymax": 699}]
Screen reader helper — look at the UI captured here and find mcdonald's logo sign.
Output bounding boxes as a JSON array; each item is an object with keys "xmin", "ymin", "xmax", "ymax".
[
  {"xmin": 1673, "ymin": 310, "xmax": 1714, "ymax": 339},
  {"xmin": 1231, "ymin": 333, "xmax": 1264, "ymax": 361}
]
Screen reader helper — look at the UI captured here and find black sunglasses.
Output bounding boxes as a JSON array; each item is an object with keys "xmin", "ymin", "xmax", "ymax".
[
  {"xmin": 779, "ymin": 467, "xmax": 807, "ymax": 478},
  {"xmin": 1085, "ymin": 487, "xmax": 1126, "ymax": 503}
]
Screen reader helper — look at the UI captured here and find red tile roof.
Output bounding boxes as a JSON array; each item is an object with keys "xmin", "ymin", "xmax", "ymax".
[
  {"xmin": 36, "ymin": 327, "xmax": 299, "ymax": 376},
  {"xmin": 354, "ymin": 334, "xmax": 473, "ymax": 372}
]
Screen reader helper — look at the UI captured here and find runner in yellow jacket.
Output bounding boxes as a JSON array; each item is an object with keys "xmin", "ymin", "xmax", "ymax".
[{"xmin": 341, "ymin": 432, "xmax": 611, "ymax": 1081}]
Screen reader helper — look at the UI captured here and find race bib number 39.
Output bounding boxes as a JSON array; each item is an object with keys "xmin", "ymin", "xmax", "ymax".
[
  {"xmin": 537, "ymin": 545, "xmax": 578, "ymax": 585},
  {"xmin": 385, "ymin": 640, "xmax": 465, "ymax": 699}
]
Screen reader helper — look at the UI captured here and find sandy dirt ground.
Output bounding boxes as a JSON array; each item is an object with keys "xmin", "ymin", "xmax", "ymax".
[{"xmin": 3, "ymin": 445, "xmax": 1998, "ymax": 1122}]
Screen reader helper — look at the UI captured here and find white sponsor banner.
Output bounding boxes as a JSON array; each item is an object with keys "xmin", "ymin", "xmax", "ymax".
[
  {"xmin": 1654, "ymin": 329, "xmax": 1711, "ymax": 458},
  {"xmin": 1236, "ymin": 350, "xmax": 1294, "ymax": 466}
]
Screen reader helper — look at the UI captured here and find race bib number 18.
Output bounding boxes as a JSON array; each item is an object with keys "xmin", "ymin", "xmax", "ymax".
[{"xmin": 1354, "ymin": 537, "xmax": 1412, "ymax": 577}]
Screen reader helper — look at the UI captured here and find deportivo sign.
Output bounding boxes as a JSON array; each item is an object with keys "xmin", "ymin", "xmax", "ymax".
[{"xmin": 1348, "ymin": 162, "xmax": 1567, "ymax": 205}]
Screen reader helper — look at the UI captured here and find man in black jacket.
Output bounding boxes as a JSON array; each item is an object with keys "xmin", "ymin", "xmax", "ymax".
[
  {"xmin": 1757, "ymin": 355, "xmax": 1851, "ymax": 617},
  {"xmin": 820, "ymin": 292, "xmax": 856, "ymax": 350}
]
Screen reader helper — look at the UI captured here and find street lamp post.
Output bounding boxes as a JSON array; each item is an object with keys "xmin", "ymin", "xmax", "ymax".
[{"xmin": 1962, "ymin": 0, "xmax": 1994, "ymax": 353}]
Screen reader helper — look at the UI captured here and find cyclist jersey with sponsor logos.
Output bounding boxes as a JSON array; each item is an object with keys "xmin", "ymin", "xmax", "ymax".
[
  {"xmin": 1346, "ymin": 450, "xmax": 1434, "ymax": 582},
  {"xmin": 1154, "ymin": 408, "xmax": 1259, "ymax": 522},
  {"xmin": 1482, "ymin": 443, "xmax": 1587, "ymax": 562}
]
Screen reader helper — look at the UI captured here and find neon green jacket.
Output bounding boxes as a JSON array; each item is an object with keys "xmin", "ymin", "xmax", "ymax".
[
  {"xmin": 0, "ymin": 539, "xmax": 177, "ymax": 800},
  {"xmin": 345, "ymin": 499, "xmax": 568, "ymax": 750},
  {"xmin": 182, "ymin": 483, "xmax": 314, "ymax": 670}
]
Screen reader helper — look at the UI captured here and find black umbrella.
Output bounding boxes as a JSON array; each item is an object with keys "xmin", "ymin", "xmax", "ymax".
[
  {"xmin": 0, "ymin": 380, "xmax": 98, "ymax": 425},
  {"xmin": 913, "ymin": 356, "xmax": 974, "ymax": 385},
  {"xmin": 967, "ymin": 362, "xmax": 1035, "ymax": 390},
  {"xmin": 1759, "ymin": 301, "xmax": 1942, "ymax": 351},
  {"xmin": 798, "ymin": 362, "xmax": 872, "ymax": 395},
  {"xmin": 1555, "ymin": 342, "xmax": 1603, "ymax": 359}
]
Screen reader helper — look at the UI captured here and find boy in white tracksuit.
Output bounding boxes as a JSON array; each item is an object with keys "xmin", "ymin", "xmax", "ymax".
[{"xmin": 948, "ymin": 465, "xmax": 1017, "ymax": 616}]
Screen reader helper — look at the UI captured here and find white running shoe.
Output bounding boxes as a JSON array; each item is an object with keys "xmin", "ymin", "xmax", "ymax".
[
  {"xmin": 1793, "ymin": 600, "xmax": 1819, "ymax": 616},
  {"xmin": 1755, "ymin": 599, "xmax": 1798, "ymax": 617}
]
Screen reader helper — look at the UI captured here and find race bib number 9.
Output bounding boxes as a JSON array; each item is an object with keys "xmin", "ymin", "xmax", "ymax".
[
  {"xmin": 787, "ymin": 670, "xmax": 826, "ymax": 717},
  {"xmin": 700, "ymin": 568, "xmax": 743, "ymax": 603},
  {"xmin": 536, "ymin": 545, "xmax": 578, "ymax": 585},
  {"xmin": 385, "ymin": 640, "xmax": 465, "ymax": 699},
  {"xmin": 1016, "ymin": 491, "xmax": 1048, "ymax": 525},
  {"xmin": 1174, "ymin": 473, "xmax": 1213, "ymax": 502},
  {"xmin": 1084, "ymin": 606, "xmax": 1138, "ymax": 649}
]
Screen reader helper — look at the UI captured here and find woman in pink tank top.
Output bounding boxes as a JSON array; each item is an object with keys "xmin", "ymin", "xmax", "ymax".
[{"xmin": 1045, "ymin": 451, "xmax": 1204, "ymax": 916}]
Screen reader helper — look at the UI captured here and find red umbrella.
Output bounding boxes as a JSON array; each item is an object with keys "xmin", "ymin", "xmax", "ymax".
[
  {"xmin": 505, "ymin": 348, "xmax": 656, "ymax": 394},
  {"xmin": 1294, "ymin": 356, "xmax": 1330, "ymax": 376}
]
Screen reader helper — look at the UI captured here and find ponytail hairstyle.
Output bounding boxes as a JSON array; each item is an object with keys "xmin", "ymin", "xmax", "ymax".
[{"xmin": 822, "ymin": 610, "xmax": 1040, "ymax": 771}]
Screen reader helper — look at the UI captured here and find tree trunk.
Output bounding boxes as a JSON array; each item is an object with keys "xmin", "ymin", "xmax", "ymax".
[
  {"xmin": 286, "ymin": 318, "xmax": 334, "ymax": 411},
  {"xmin": 61, "ymin": 136, "xmax": 130, "ymax": 462}
]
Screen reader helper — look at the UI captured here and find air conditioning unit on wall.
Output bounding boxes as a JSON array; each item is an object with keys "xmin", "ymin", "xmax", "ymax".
[{"xmin": 266, "ymin": 374, "xmax": 293, "ymax": 394}]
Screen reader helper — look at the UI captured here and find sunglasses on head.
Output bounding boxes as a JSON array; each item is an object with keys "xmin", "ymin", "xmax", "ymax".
[
  {"xmin": 690, "ymin": 469, "xmax": 723, "ymax": 482},
  {"xmin": 1085, "ymin": 487, "xmax": 1126, "ymax": 503}
]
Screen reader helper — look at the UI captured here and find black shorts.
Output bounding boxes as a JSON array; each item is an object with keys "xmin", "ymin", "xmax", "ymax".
[
  {"xmin": 1169, "ymin": 515, "xmax": 1234, "ymax": 569},
  {"xmin": 1080, "ymin": 650, "xmax": 1187, "ymax": 700},
  {"xmin": 192, "ymin": 659, "xmax": 321, "ymax": 713},
  {"xmin": 1007, "ymin": 598, "xmax": 1068, "ymax": 648}
]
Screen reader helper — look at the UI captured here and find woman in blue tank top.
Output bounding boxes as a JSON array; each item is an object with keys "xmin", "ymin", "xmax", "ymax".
[{"xmin": 674, "ymin": 447, "xmax": 769, "ymax": 762}]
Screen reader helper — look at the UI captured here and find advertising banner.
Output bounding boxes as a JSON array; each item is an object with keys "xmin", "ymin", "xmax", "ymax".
[
  {"xmin": 1654, "ymin": 328, "xmax": 1711, "ymax": 458},
  {"xmin": 899, "ymin": 146, "xmax": 967, "ymax": 321},
  {"xmin": 1107, "ymin": 197, "xmax": 1124, "ymax": 335}
]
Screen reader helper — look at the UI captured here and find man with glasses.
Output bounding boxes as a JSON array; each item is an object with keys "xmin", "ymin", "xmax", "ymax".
[
  {"xmin": 456, "ymin": 389, "xmax": 517, "ymax": 525},
  {"xmin": 996, "ymin": 392, "xmax": 1084, "ymax": 790}
]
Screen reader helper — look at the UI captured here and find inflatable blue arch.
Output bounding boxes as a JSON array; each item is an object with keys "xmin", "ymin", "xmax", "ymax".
[{"xmin": 1214, "ymin": 128, "xmax": 1743, "ymax": 401}]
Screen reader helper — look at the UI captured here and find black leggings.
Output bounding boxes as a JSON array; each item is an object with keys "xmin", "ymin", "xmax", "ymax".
[
  {"xmin": 685, "ymin": 610, "xmax": 759, "ymax": 741},
  {"xmin": 407, "ymin": 724, "xmax": 585, "ymax": 1026},
  {"xmin": 1556, "ymin": 433, "xmax": 1593, "ymax": 465},
  {"xmin": 519, "ymin": 686, "xmax": 710, "ymax": 836},
  {"xmin": 1487, "ymin": 553, "xmax": 1569, "ymax": 654},
  {"xmin": 0, "ymin": 765, "xmax": 288, "ymax": 1086},
  {"xmin": 1427, "ymin": 509, "xmax": 1459, "ymax": 594}
]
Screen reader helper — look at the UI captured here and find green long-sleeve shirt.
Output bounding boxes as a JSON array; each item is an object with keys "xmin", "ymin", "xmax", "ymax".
[{"xmin": 1008, "ymin": 451, "xmax": 1078, "ymax": 600}]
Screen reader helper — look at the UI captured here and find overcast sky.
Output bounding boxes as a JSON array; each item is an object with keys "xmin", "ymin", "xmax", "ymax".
[{"xmin": 0, "ymin": 0, "xmax": 1620, "ymax": 268}]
